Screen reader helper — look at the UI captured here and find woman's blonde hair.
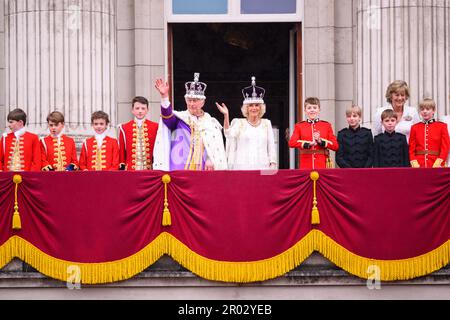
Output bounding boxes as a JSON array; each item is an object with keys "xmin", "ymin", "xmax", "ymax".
[
  {"xmin": 241, "ymin": 103, "xmax": 266, "ymax": 118},
  {"xmin": 385, "ymin": 80, "xmax": 410, "ymax": 103}
]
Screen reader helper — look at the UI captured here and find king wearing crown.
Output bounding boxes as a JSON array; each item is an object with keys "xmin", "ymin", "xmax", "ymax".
[{"xmin": 153, "ymin": 73, "xmax": 227, "ymax": 171}]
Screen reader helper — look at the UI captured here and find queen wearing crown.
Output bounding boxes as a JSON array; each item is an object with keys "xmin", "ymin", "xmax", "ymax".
[
  {"xmin": 216, "ymin": 77, "xmax": 277, "ymax": 170},
  {"xmin": 153, "ymin": 73, "xmax": 227, "ymax": 171}
]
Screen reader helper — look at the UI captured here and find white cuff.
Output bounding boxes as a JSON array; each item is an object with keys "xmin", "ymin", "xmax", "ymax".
[{"xmin": 161, "ymin": 98, "xmax": 170, "ymax": 109}]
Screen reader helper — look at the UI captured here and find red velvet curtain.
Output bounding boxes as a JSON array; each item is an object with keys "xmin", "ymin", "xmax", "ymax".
[{"xmin": 0, "ymin": 169, "xmax": 448, "ymax": 282}]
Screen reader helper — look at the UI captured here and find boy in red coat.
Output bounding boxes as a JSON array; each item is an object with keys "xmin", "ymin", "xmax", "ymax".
[
  {"xmin": 409, "ymin": 98, "xmax": 449, "ymax": 168},
  {"xmin": 289, "ymin": 97, "xmax": 339, "ymax": 169},
  {"xmin": 118, "ymin": 96, "xmax": 158, "ymax": 170},
  {"xmin": 0, "ymin": 108, "xmax": 41, "ymax": 172},
  {"xmin": 41, "ymin": 111, "xmax": 79, "ymax": 171},
  {"xmin": 79, "ymin": 111, "xmax": 119, "ymax": 171}
]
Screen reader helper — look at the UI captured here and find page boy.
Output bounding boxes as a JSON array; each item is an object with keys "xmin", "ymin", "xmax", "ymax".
[
  {"xmin": 288, "ymin": 97, "xmax": 339, "ymax": 169},
  {"xmin": 409, "ymin": 98, "xmax": 449, "ymax": 168},
  {"xmin": 0, "ymin": 108, "xmax": 41, "ymax": 171},
  {"xmin": 373, "ymin": 109, "xmax": 410, "ymax": 167},
  {"xmin": 336, "ymin": 105, "xmax": 374, "ymax": 168},
  {"xmin": 79, "ymin": 111, "xmax": 119, "ymax": 171},
  {"xmin": 118, "ymin": 96, "xmax": 158, "ymax": 170},
  {"xmin": 41, "ymin": 111, "xmax": 79, "ymax": 171}
]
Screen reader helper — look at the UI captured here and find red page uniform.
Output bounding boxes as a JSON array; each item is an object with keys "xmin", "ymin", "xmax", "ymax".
[
  {"xmin": 289, "ymin": 119, "xmax": 339, "ymax": 169},
  {"xmin": 409, "ymin": 119, "xmax": 449, "ymax": 168},
  {"xmin": 40, "ymin": 135, "xmax": 79, "ymax": 171},
  {"xmin": 118, "ymin": 119, "xmax": 158, "ymax": 170},
  {"xmin": 0, "ymin": 131, "xmax": 41, "ymax": 171},
  {"xmin": 79, "ymin": 136, "xmax": 119, "ymax": 171}
]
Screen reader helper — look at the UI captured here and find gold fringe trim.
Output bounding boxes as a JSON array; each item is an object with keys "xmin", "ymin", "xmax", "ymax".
[
  {"xmin": 164, "ymin": 233, "xmax": 315, "ymax": 283},
  {"xmin": 312, "ymin": 230, "xmax": 450, "ymax": 281},
  {"xmin": 0, "ymin": 235, "xmax": 166, "ymax": 284},
  {"xmin": 0, "ymin": 232, "xmax": 449, "ymax": 284}
]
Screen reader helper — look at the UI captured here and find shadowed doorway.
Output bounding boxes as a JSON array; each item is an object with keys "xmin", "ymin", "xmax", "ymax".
[{"xmin": 171, "ymin": 23, "xmax": 296, "ymax": 169}]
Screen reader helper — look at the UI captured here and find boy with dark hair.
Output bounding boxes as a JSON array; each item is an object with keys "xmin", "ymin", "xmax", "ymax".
[
  {"xmin": 79, "ymin": 111, "xmax": 119, "ymax": 171},
  {"xmin": 373, "ymin": 109, "xmax": 410, "ymax": 167},
  {"xmin": 0, "ymin": 108, "xmax": 41, "ymax": 171},
  {"xmin": 409, "ymin": 98, "xmax": 449, "ymax": 168},
  {"xmin": 336, "ymin": 105, "xmax": 374, "ymax": 168},
  {"xmin": 41, "ymin": 111, "xmax": 79, "ymax": 171},
  {"xmin": 118, "ymin": 96, "xmax": 158, "ymax": 170},
  {"xmin": 288, "ymin": 97, "xmax": 339, "ymax": 169}
]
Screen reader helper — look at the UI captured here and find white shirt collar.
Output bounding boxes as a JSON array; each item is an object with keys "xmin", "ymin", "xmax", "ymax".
[
  {"xmin": 135, "ymin": 118, "xmax": 144, "ymax": 128},
  {"xmin": 51, "ymin": 132, "xmax": 63, "ymax": 144},
  {"xmin": 95, "ymin": 132, "xmax": 107, "ymax": 146},
  {"xmin": 14, "ymin": 127, "xmax": 26, "ymax": 139}
]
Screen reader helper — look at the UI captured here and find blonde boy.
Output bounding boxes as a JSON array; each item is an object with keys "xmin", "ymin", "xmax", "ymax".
[{"xmin": 409, "ymin": 99, "xmax": 449, "ymax": 168}]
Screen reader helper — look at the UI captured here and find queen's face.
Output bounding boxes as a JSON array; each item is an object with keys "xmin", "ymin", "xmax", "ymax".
[
  {"xmin": 247, "ymin": 103, "xmax": 261, "ymax": 118},
  {"xmin": 185, "ymin": 98, "xmax": 205, "ymax": 117}
]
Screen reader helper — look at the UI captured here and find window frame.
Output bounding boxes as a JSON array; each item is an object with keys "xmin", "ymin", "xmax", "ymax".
[{"xmin": 166, "ymin": 0, "xmax": 304, "ymax": 23}]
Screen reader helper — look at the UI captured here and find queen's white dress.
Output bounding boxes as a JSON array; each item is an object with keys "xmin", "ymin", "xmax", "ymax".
[{"xmin": 224, "ymin": 118, "xmax": 277, "ymax": 170}]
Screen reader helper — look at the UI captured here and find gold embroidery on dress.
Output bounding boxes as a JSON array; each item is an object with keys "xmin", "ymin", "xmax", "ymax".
[
  {"xmin": 185, "ymin": 118, "xmax": 205, "ymax": 171},
  {"xmin": 54, "ymin": 139, "xmax": 65, "ymax": 171},
  {"xmin": 9, "ymin": 138, "xmax": 22, "ymax": 172},
  {"xmin": 93, "ymin": 141, "xmax": 104, "ymax": 171},
  {"xmin": 134, "ymin": 123, "xmax": 149, "ymax": 170}
]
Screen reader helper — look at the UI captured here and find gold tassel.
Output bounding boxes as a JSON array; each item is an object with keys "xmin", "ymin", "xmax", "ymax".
[
  {"xmin": 12, "ymin": 175, "xmax": 23, "ymax": 230},
  {"xmin": 310, "ymin": 171, "xmax": 320, "ymax": 225},
  {"xmin": 311, "ymin": 207, "xmax": 320, "ymax": 225},
  {"xmin": 162, "ymin": 174, "xmax": 172, "ymax": 226},
  {"xmin": 326, "ymin": 157, "xmax": 334, "ymax": 168},
  {"xmin": 12, "ymin": 212, "xmax": 22, "ymax": 230},
  {"xmin": 163, "ymin": 207, "xmax": 171, "ymax": 226}
]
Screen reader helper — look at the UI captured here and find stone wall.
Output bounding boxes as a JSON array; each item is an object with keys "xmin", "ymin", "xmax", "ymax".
[
  {"xmin": 1, "ymin": 255, "xmax": 449, "ymax": 299},
  {"xmin": 116, "ymin": 0, "xmax": 164, "ymax": 125}
]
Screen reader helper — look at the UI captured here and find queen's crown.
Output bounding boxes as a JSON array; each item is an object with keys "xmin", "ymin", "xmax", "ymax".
[{"xmin": 242, "ymin": 77, "xmax": 265, "ymax": 105}]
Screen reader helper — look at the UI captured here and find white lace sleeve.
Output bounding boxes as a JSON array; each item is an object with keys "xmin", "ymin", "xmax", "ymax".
[
  {"xmin": 266, "ymin": 120, "xmax": 277, "ymax": 166},
  {"xmin": 224, "ymin": 118, "xmax": 241, "ymax": 138}
]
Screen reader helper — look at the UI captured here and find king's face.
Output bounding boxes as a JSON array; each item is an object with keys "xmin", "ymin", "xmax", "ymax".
[{"xmin": 185, "ymin": 98, "xmax": 205, "ymax": 117}]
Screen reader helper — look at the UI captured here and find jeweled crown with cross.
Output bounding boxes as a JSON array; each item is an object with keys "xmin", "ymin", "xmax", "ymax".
[
  {"xmin": 185, "ymin": 73, "xmax": 207, "ymax": 100},
  {"xmin": 242, "ymin": 76, "xmax": 265, "ymax": 105}
]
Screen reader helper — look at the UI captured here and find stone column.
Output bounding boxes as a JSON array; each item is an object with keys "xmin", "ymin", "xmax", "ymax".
[
  {"xmin": 4, "ymin": 0, "xmax": 116, "ymax": 138},
  {"xmin": 116, "ymin": 0, "xmax": 165, "ymax": 125},
  {"xmin": 356, "ymin": 0, "xmax": 450, "ymax": 127},
  {"xmin": 304, "ymin": 0, "xmax": 357, "ymax": 132},
  {"xmin": 303, "ymin": 0, "xmax": 337, "ymax": 124},
  {"xmin": 0, "ymin": 2, "xmax": 5, "ymax": 130}
]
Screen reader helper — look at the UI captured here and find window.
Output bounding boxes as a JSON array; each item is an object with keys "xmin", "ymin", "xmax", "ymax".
[
  {"xmin": 168, "ymin": 0, "xmax": 303, "ymax": 22},
  {"xmin": 241, "ymin": 0, "xmax": 296, "ymax": 14},
  {"xmin": 172, "ymin": 0, "xmax": 228, "ymax": 15}
]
